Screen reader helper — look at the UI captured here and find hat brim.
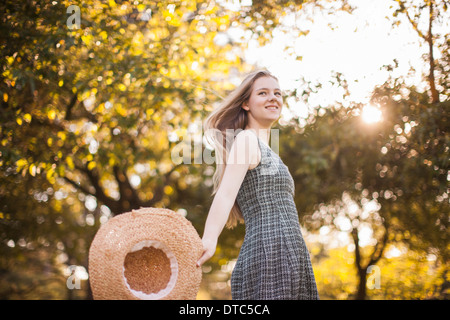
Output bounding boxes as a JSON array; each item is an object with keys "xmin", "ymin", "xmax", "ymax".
[{"xmin": 89, "ymin": 207, "xmax": 203, "ymax": 300}]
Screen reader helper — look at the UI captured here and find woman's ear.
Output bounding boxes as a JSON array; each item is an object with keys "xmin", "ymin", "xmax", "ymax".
[{"xmin": 242, "ymin": 103, "xmax": 249, "ymax": 111}]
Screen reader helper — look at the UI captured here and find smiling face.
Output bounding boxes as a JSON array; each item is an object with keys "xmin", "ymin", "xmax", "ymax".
[{"xmin": 242, "ymin": 76, "xmax": 283, "ymax": 129}]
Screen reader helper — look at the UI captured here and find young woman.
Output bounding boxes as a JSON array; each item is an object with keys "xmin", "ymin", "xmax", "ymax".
[{"xmin": 197, "ymin": 70, "xmax": 319, "ymax": 300}]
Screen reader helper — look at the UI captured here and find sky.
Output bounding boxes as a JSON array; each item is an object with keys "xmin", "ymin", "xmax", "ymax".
[{"xmin": 244, "ymin": 0, "xmax": 432, "ymax": 121}]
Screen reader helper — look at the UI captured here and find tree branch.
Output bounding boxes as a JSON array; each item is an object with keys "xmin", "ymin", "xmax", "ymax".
[
  {"xmin": 397, "ymin": 0, "xmax": 439, "ymax": 103},
  {"xmin": 351, "ymin": 227, "xmax": 364, "ymax": 273},
  {"xmin": 74, "ymin": 164, "xmax": 121, "ymax": 214},
  {"xmin": 427, "ymin": 0, "xmax": 439, "ymax": 104},
  {"xmin": 62, "ymin": 176, "xmax": 94, "ymax": 197},
  {"xmin": 64, "ymin": 93, "xmax": 78, "ymax": 121},
  {"xmin": 112, "ymin": 164, "xmax": 142, "ymax": 210},
  {"xmin": 368, "ymin": 222, "xmax": 389, "ymax": 267},
  {"xmin": 142, "ymin": 164, "xmax": 180, "ymax": 208},
  {"xmin": 397, "ymin": 0, "xmax": 426, "ymax": 40}
]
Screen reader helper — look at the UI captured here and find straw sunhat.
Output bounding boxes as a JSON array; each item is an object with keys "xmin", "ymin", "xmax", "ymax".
[{"xmin": 88, "ymin": 207, "xmax": 203, "ymax": 300}]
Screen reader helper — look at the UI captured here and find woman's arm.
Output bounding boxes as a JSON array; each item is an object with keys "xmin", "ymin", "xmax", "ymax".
[{"xmin": 196, "ymin": 130, "xmax": 259, "ymax": 266}]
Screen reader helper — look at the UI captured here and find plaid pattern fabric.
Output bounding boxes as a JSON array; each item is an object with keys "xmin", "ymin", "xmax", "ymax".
[{"xmin": 232, "ymin": 137, "xmax": 319, "ymax": 300}]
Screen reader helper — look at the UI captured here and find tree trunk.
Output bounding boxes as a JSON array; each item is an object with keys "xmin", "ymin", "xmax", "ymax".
[
  {"xmin": 356, "ymin": 267, "xmax": 368, "ymax": 300},
  {"xmin": 351, "ymin": 228, "xmax": 368, "ymax": 300},
  {"xmin": 400, "ymin": 0, "xmax": 439, "ymax": 104},
  {"xmin": 351, "ymin": 223, "xmax": 389, "ymax": 300},
  {"xmin": 427, "ymin": 0, "xmax": 439, "ymax": 104}
]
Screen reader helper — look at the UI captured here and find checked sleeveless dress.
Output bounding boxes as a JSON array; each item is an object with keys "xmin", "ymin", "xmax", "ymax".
[{"xmin": 231, "ymin": 136, "xmax": 319, "ymax": 300}]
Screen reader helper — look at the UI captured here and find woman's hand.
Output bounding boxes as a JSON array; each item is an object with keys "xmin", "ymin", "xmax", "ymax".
[{"xmin": 196, "ymin": 238, "xmax": 217, "ymax": 267}]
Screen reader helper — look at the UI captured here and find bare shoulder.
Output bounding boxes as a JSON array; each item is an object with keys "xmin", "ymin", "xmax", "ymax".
[
  {"xmin": 234, "ymin": 129, "xmax": 258, "ymax": 144},
  {"xmin": 231, "ymin": 130, "xmax": 260, "ymax": 169}
]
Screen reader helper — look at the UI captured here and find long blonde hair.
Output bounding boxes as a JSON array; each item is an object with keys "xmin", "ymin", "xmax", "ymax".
[{"xmin": 204, "ymin": 70, "xmax": 278, "ymax": 228}]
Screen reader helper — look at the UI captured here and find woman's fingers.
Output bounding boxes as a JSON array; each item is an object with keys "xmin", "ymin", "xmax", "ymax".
[
  {"xmin": 196, "ymin": 254, "xmax": 205, "ymax": 267},
  {"xmin": 196, "ymin": 249, "xmax": 205, "ymax": 267},
  {"xmin": 196, "ymin": 249, "xmax": 210, "ymax": 267},
  {"xmin": 196, "ymin": 238, "xmax": 217, "ymax": 267}
]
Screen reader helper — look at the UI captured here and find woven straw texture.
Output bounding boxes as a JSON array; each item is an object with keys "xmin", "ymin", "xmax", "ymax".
[{"xmin": 89, "ymin": 207, "xmax": 203, "ymax": 300}]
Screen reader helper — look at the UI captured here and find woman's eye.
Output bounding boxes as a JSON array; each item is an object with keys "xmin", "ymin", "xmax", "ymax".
[{"xmin": 258, "ymin": 91, "xmax": 282, "ymax": 97}]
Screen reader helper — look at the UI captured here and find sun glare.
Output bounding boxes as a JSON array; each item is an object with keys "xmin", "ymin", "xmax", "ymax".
[{"xmin": 361, "ymin": 104, "xmax": 382, "ymax": 124}]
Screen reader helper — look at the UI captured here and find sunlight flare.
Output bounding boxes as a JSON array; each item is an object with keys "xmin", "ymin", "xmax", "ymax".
[{"xmin": 361, "ymin": 104, "xmax": 383, "ymax": 124}]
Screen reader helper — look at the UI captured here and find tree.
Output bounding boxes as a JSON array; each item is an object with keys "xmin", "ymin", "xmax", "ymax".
[
  {"xmin": 279, "ymin": 83, "xmax": 447, "ymax": 299},
  {"xmin": 392, "ymin": 0, "xmax": 449, "ymax": 104},
  {"xmin": 271, "ymin": 0, "xmax": 449, "ymax": 300},
  {"xmin": 279, "ymin": 61, "xmax": 448, "ymax": 300},
  {"xmin": 2, "ymin": 0, "xmax": 341, "ymax": 299},
  {"xmin": 0, "ymin": 0, "xmax": 253, "ymax": 298}
]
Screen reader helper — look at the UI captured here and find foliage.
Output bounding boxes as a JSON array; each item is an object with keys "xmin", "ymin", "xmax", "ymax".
[
  {"xmin": 311, "ymin": 244, "xmax": 447, "ymax": 300},
  {"xmin": 0, "ymin": 0, "xmax": 314, "ymax": 299},
  {"xmin": 277, "ymin": 80, "xmax": 448, "ymax": 299},
  {"xmin": 0, "ymin": 0, "xmax": 447, "ymax": 300}
]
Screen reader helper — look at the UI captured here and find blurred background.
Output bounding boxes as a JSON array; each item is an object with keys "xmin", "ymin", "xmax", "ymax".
[{"xmin": 0, "ymin": 0, "xmax": 448, "ymax": 300}]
